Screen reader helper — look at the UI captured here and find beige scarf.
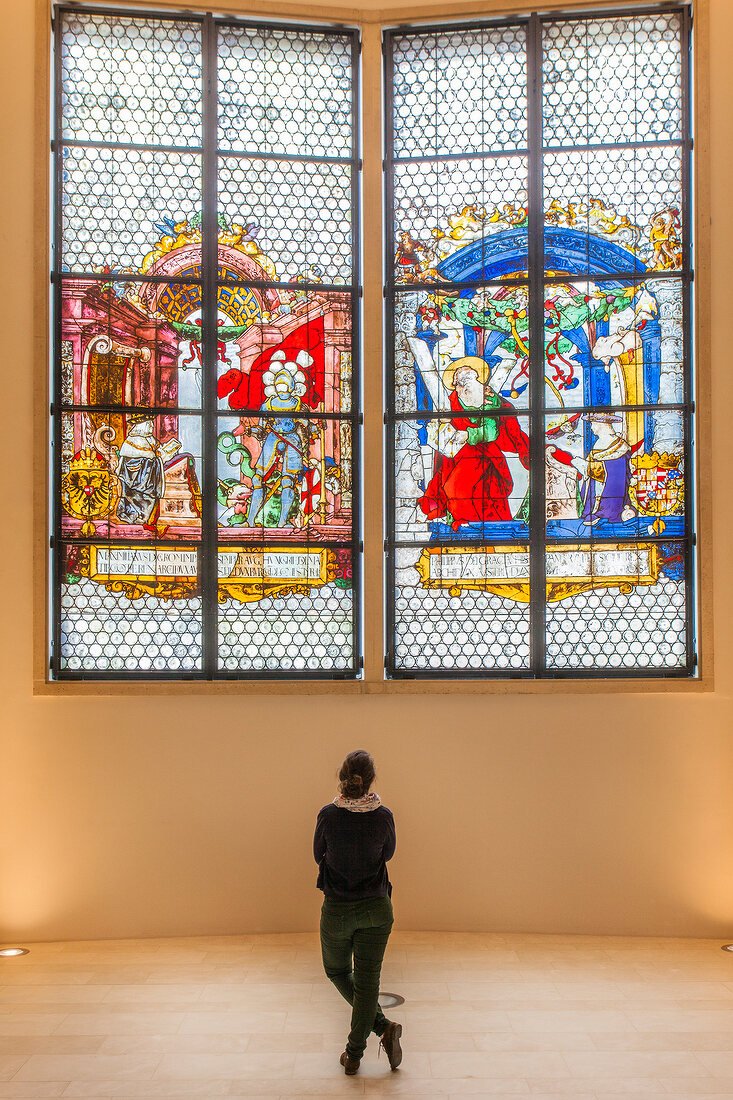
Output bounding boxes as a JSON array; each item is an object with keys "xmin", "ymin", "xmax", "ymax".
[{"xmin": 332, "ymin": 792, "xmax": 381, "ymax": 812}]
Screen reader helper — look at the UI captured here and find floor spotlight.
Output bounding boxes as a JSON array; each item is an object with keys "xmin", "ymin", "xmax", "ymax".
[
  {"xmin": 0, "ymin": 948, "xmax": 29, "ymax": 957},
  {"xmin": 721, "ymin": 944, "xmax": 733, "ymax": 952}
]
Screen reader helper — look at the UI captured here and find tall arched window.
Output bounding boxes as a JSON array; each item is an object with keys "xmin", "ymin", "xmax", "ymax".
[
  {"xmin": 53, "ymin": 9, "xmax": 360, "ymax": 678},
  {"xmin": 384, "ymin": 7, "xmax": 694, "ymax": 677}
]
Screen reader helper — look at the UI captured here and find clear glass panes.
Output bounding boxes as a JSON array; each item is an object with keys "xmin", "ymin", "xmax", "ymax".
[
  {"xmin": 218, "ymin": 157, "xmax": 352, "ymax": 283},
  {"xmin": 391, "ymin": 26, "xmax": 527, "ymax": 158},
  {"xmin": 543, "ymin": 14, "xmax": 682, "ymax": 147},
  {"xmin": 217, "ymin": 27, "xmax": 353, "ymax": 157},
  {"xmin": 60, "ymin": 13, "xmax": 202, "ymax": 148},
  {"xmin": 61, "ymin": 146, "xmax": 202, "ymax": 273}
]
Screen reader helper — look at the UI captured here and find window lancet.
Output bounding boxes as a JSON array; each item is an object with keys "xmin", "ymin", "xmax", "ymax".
[
  {"xmin": 384, "ymin": 8, "xmax": 694, "ymax": 677},
  {"xmin": 53, "ymin": 9, "xmax": 361, "ymax": 678}
]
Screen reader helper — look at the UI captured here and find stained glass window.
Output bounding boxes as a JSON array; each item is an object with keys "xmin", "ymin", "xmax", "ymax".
[
  {"xmin": 385, "ymin": 8, "xmax": 694, "ymax": 677},
  {"xmin": 52, "ymin": 10, "xmax": 360, "ymax": 678}
]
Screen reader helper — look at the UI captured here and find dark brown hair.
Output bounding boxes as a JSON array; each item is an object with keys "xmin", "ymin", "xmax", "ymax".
[{"xmin": 339, "ymin": 750, "xmax": 376, "ymax": 799}]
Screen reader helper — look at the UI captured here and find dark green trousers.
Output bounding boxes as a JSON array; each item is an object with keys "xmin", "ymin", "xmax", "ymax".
[{"xmin": 320, "ymin": 895, "xmax": 394, "ymax": 1059}]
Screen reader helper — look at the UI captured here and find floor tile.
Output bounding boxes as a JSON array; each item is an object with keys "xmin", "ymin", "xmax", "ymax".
[
  {"xmin": 0, "ymin": 932, "xmax": 730, "ymax": 1099},
  {"xmin": 13, "ymin": 1054, "xmax": 160, "ymax": 1082}
]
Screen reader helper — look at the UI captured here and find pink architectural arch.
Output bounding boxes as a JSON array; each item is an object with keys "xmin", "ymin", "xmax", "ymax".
[{"xmin": 140, "ymin": 243, "xmax": 283, "ymax": 319}]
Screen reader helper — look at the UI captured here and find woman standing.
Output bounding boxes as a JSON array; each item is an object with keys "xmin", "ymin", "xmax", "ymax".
[{"xmin": 314, "ymin": 750, "xmax": 403, "ymax": 1075}]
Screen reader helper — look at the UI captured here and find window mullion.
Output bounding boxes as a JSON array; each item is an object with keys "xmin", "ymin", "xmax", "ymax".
[
  {"xmin": 527, "ymin": 11, "xmax": 547, "ymax": 677},
  {"xmin": 51, "ymin": 9, "xmax": 64, "ymax": 681},
  {"xmin": 201, "ymin": 11, "xmax": 218, "ymax": 679},
  {"xmin": 362, "ymin": 22, "xmax": 387, "ymax": 681}
]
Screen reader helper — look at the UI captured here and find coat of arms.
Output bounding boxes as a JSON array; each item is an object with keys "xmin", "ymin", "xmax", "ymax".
[
  {"xmin": 62, "ymin": 447, "xmax": 120, "ymax": 537},
  {"xmin": 629, "ymin": 453, "xmax": 684, "ymax": 517}
]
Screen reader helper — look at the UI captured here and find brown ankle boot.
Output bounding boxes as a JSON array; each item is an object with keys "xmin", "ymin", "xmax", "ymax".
[
  {"xmin": 340, "ymin": 1051, "xmax": 360, "ymax": 1075},
  {"xmin": 379, "ymin": 1021, "xmax": 403, "ymax": 1070}
]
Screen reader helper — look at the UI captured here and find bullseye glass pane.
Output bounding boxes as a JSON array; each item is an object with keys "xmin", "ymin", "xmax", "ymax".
[
  {"xmin": 218, "ymin": 25, "xmax": 353, "ymax": 158},
  {"xmin": 60, "ymin": 11, "xmax": 202, "ymax": 148}
]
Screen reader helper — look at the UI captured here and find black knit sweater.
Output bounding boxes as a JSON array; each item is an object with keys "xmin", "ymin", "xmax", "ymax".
[{"xmin": 314, "ymin": 803, "xmax": 396, "ymax": 902}]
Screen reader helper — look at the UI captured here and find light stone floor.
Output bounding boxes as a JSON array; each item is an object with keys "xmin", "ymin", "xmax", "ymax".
[{"xmin": 2, "ymin": 932, "xmax": 733, "ymax": 1098}]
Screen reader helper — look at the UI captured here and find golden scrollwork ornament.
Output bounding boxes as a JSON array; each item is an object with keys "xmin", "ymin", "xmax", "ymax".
[{"xmin": 62, "ymin": 447, "xmax": 120, "ymax": 537}]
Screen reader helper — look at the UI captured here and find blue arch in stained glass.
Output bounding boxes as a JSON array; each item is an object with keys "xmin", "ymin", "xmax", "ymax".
[{"xmin": 435, "ymin": 226, "xmax": 648, "ymax": 282}]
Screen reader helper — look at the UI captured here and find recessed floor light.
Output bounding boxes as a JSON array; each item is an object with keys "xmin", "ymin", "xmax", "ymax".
[
  {"xmin": 722, "ymin": 944, "xmax": 733, "ymax": 952},
  {"xmin": 378, "ymin": 991, "xmax": 405, "ymax": 1008},
  {"xmin": 0, "ymin": 948, "xmax": 29, "ymax": 957}
]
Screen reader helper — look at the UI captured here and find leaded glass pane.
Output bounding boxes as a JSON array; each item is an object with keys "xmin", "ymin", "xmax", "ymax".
[
  {"xmin": 61, "ymin": 146, "xmax": 202, "ymax": 274},
  {"xmin": 544, "ymin": 411, "xmax": 686, "ymax": 539},
  {"xmin": 542, "ymin": 15, "xmax": 682, "ymax": 146},
  {"xmin": 391, "ymin": 26, "xmax": 527, "ymax": 158},
  {"xmin": 393, "ymin": 157, "xmax": 528, "ymax": 284},
  {"xmin": 217, "ymin": 27, "xmax": 353, "ymax": 157},
  {"xmin": 217, "ymin": 416, "xmax": 352, "ymax": 539},
  {"xmin": 541, "ymin": 278, "xmax": 684, "ymax": 410},
  {"xmin": 61, "ymin": 279, "xmax": 205, "ymax": 411},
  {"xmin": 393, "ymin": 414, "xmax": 530, "ymax": 542},
  {"xmin": 393, "ymin": 285, "xmax": 531, "ymax": 413},
  {"xmin": 544, "ymin": 147, "xmax": 682, "ymax": 268},
  {"xmin": 60, "ymin": 12, "xmax": 202, "ymax": 148},
  {"xmin": 545, "ymin": 543, "xmax": 688, "ymax": 671},
  {"xmin": 59, "ymin": 543, "xmax": 202, "ymax": 673},
  {"xmin": 217, "ymin": 549, "xmax": 354, "ymax": 672},
  {"xmin": 218, "ymin": 157, "xmax": 352, "ymax": 284},
  {"xmin": 392, "ymin": 546, "xmax": 531, "ymax": 672},
  {"xmin": 215, "ymin": 291, "xmax": 353, "ymax": 414},
  {"xmin": 60, "ymin": 412, "xmax": 203, "ymax": 541}
]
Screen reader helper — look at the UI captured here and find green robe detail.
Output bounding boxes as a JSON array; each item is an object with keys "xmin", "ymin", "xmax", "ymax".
[{"xmin": 463, "ymin": 392, "xmax": 501, "ymax": 445}]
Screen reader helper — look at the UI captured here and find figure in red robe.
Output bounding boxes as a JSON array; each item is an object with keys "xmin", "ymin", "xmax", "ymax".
[{"xmin": 418, "ymin": 358, "xmax": 530, "ymax": 529}]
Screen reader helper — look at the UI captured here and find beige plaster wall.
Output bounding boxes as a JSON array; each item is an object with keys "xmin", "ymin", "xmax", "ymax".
[{"xmin": 1, "ymin": 0, "xmax": 732, "ymax": 943}]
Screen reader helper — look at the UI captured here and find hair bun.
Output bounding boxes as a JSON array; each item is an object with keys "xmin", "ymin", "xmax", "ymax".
[{"xmin": 338, "ymin": 750, "xmax": 375, "ymax": 798}]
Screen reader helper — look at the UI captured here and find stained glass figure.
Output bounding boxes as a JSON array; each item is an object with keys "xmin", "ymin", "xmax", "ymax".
[
  {"xmin": 385, "ymin": 9, "xmax": 693, "ymax": 676},
  {"xmin": 53, "ymin": 10, "xmax": 360, "ymax": 678}
]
